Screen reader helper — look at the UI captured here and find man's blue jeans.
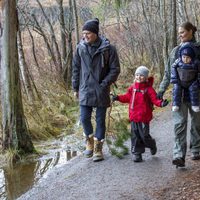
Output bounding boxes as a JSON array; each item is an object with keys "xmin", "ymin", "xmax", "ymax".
[{"xmin": 80, "ymin": 105, "xmax": 107, "ymax": 140}]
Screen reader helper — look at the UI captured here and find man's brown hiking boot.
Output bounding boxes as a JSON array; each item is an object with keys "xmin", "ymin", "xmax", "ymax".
[
  {"xmin": 93, "ymin": 138, "xmax": 104, "ymax": 162},
  {"xmin": 83, "ymin": 134, "xmax": 94, "ymax": 158}
]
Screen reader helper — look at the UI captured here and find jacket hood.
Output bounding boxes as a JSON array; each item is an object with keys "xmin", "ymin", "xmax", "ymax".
[
  {"xmin": 147, "ymin": 76, "xmax": 154, "ymax": 86},
  {"xmin": 133, "ymin": 76, "xmax": 154, "ymax": 88},
  {"xmin": 79, "ymin": 36, "xmax": 110, "ymax": 52}
]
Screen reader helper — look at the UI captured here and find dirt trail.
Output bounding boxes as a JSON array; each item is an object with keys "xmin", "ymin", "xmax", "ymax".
[{"xmin": 18, "ymin": 108, "xmax": 200, "ymax": 200}]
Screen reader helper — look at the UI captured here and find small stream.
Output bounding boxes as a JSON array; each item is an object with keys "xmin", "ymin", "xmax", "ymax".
[{"xmin": 0, "ymin": 133, "xmax": 83, "ymax": 200}]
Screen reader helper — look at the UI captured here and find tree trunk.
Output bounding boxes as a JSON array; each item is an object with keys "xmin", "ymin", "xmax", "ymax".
[
  {"xmin": 141, "ymin": 0, "xmax": 157, "ymax": 67},
  {"xmin": 18, "ymin": 29, "xmax": 35, "ymax": 102},
  {"xmin": 0, "ymin": 1, "xmax": 34, "ymax": 153},
  {"xmin": 160, "ymin": 0, "xmax": 168, "ymax": 74},
  {"xmin": 0, "ymin": 3, "xmax": 2, "ymax": 66},
  {"xmin": 72, "ymin": 0, "xmax": 79, "ymax": 44},
  {"xmin": 63, "ymin": 0, "xmax": 73, "ymax": 87},
  {"xmin": 171, "ymin": 0, "xmax": 177, "ymax": 48},
  {"xmin": 178, "ymin": 0, "xmax": 189, "ymax": 23},
  {"xmin": 191, "ymin": 2, "xmax": 200, "ymax": 41},
  {"xmin": 57, "ymin": 0, "xmax": 67, "ymax": 74}
]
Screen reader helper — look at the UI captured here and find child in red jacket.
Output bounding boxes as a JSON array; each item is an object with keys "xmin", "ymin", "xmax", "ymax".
[{"xmin": 112, "ymin": 66, "xmax": 168, "ymax": 162}]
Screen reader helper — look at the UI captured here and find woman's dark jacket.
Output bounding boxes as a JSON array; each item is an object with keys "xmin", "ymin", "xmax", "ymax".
[{"xmin": 72, "ymin": 36, "xmax": 120, "ymax": 107}]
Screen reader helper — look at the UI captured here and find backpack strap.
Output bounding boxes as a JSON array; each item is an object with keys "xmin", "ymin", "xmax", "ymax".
[
  {"xmin": 133, "ymin": 88, "xmax": 148, "ymax": 94},
  {"xmin": 131, "ymin": 88, "xmax": 148, "ymax": 109}
]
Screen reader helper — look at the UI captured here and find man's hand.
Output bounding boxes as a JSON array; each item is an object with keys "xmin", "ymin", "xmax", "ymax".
[{"xmin": 111, "ymin": 94, "xmax": 118, "ymax": 102}]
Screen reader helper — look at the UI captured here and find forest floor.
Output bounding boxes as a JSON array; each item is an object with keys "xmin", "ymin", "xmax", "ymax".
[{"xmin": 17, "ymin": 107, "xmax": 200, "ymax": 200}]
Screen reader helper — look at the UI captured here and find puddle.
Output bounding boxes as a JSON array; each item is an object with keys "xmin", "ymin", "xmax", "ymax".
[{"xmin": 0, "ymin": 138, "xmax": 82, "ymax": 200}]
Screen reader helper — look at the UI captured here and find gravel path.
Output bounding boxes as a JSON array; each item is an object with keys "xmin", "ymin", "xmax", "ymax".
[{"xmin": 18, "ymin": 108, "xmax": 199, "ymax": 200}]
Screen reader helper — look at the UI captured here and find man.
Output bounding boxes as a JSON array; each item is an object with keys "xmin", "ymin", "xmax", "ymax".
[{"xmin": 72, "ymin": 18, "xmax": 120, "ymax": 162}]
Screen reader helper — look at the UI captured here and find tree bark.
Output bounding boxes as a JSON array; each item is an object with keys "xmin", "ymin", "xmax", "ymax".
[
  {"xmin": 72, "ymin": 0, "xmax": 79, "ymax": 44},
  {"xmin": 141, "ymin": 0, "xmax": 157, "ymax": 67},
  {"xmin": 63, "ymin": 0, "xmax": 73, "ymax": 87},
  {"xmin": 178, "ymin": 0, "xmax": 189, "ymax": 23},
  {"xmin": 160, "ymin": 0, "xmax": 168, "ymax": 75},
  {"xmin": 0, "ymin": 0, "xmax": 34, "ymax": 153},
  {"xmin": 190, "ymin": 2, "xmax": 200, "ymax": 41},
  {"xmin": 18, "ymin": 29, "xmax": 35, "ymax": 102},
  {"xmin": 171, "ymin": 0, "xmax": 177, "ymax": 48},
  {"xmin": 57, "ymin": 0, "xmax": 67, "ymax": 73}
]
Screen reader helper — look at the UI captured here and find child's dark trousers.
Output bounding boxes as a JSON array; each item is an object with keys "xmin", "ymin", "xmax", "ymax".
[{"xmin": 131, "ymin": 122, "xmax": 156, "ymax": 154}]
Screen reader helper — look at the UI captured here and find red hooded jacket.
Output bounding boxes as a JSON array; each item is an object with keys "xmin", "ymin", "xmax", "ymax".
[{"xmin": 118, "ymin": 77, "xmax": 163, "ymax": 123}]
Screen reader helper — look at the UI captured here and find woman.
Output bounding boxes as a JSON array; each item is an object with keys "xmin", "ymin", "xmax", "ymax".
[{"xmin": 157, "ymin": 22, "xmax": 200, "ymax": 167}]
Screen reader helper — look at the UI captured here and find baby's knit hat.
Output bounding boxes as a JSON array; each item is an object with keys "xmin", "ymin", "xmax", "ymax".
[
  {"xmin": 179, "ymin": 42, "xmax": 196, "ymax": 60},
  {"xmin": 180, "ymin": 47, "xmax": 195, "ymax": 59},
  {"xmin": 82, "ymin": 18, "xmax": 99, "ymax": 35},
  {"xmin": 135, "ymin": 66, "xmax": 149, "ymax": 78}
]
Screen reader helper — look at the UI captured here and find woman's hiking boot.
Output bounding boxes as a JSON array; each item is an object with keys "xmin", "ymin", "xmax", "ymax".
[
  {"xmin": 191, "ymin": 152, "xmax": 200, "ymax": 160},
  {"xmin": 93, "ymin": 138, "xmax": 104, "ymax": 162},
  {"xmin": 172, "ymin": 157, "xmax": 185, "ymax": 168},
  {"xmin": 133, "ymin": 154, "xmax": 143, "ymax": 162},
  {"xmin": 83, "ymin": 134, "xmax": 94, "ymax": 158}
]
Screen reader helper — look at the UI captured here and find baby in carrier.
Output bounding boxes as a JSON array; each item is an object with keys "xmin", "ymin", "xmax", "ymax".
[{"xmin": 171, "ymin": 42, "xmax": 200, "ymax": 112}]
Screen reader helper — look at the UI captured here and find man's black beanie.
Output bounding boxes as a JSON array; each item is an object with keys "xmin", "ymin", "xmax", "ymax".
[{"xmin": 82, "ymin": 18, "xmax": 99, "ymax": 35}]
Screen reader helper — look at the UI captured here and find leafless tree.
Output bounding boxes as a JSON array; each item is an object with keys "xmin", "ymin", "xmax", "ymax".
[
  {"xmin": 171, "ymin": 0, "xmax": 177, "ymax": 48},
  {"xmin": 72, "ymin": 0, "xmax": 79, "ymax": 44},
  {"xmin": 0, "ymin": 0, "xmax": 34, "ymax": 153},
  {"xmin": 18, "ymin": 29, "xmax": 35, "ymax": 102}
]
